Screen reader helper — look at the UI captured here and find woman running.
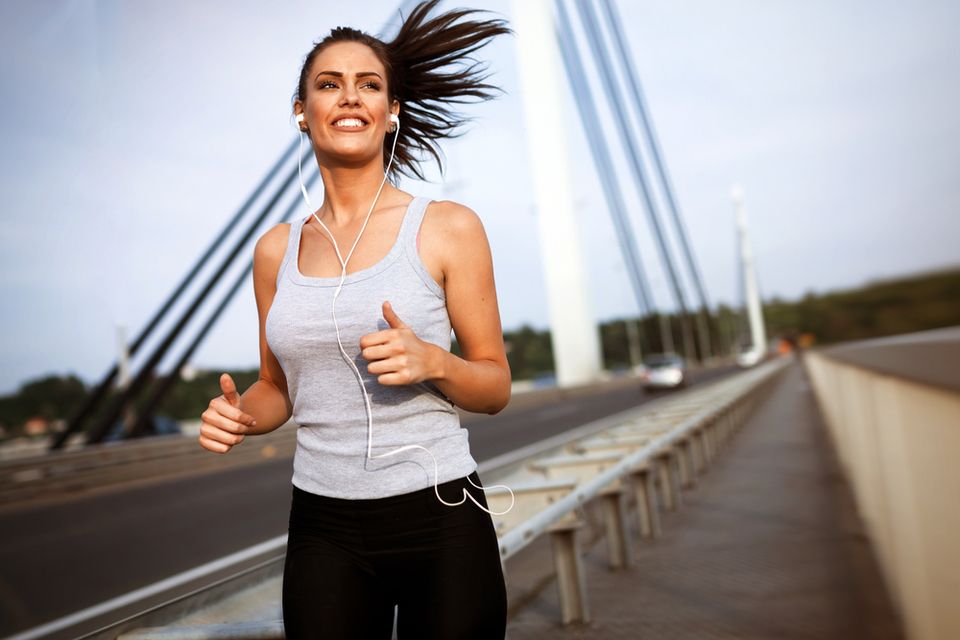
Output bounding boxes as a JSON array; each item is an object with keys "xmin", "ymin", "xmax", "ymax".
[{"xmin": 199, "ymin": 2, "xmax": 514, "ymax": 637}]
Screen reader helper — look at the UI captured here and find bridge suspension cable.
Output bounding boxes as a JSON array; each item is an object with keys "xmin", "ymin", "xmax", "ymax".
[
  {"xmin": 595, "ymin": 0, "xmax": 714, "ymax": 359},
  {"xmin": 50, "ymin": 137, "xmax": 301, "ymax": 449},
  {"xmin": 553, "ymin": 0, "xmax": 654, "ymax": 318},
  {"xmin": 572, "ymin": 0, "xmax": 700, "ymax": 360},
  {"xmin": 85, "ymin": 145, "xmax": 317, "ymax": 444}
]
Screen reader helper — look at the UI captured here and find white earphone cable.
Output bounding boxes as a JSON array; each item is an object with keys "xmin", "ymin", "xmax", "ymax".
[{"xmin": 296, "ymin": 114, "xmax": 514, "ymax": 516}]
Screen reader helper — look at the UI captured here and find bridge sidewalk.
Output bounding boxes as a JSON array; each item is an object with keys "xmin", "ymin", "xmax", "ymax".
[{"xmin": 505, "ymin": 362, "xmax": 906, "ymax": 639}]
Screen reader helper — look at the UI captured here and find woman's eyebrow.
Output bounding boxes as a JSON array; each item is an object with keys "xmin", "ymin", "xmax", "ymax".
[{"xmin": 314, "ymin": 71, "xmax": 383, "ymax": 80}]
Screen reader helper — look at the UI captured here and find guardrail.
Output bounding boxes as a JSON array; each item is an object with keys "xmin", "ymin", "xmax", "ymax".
[
  {"xmin": 0, "ymin": 427, "xmax": 297, "ymax": 508},
  {"xmin": 44, "ymin": 358, "xmax": 788, "ymax": 639},
  {"xmin": 486, "ymin": 356, "xmax": 788, "ymax": 623}
]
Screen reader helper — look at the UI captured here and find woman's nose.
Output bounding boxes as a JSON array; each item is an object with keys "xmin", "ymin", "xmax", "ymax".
[{"xmin": 340, "ymin": 86, "xmax": 361, "ymax": 106}]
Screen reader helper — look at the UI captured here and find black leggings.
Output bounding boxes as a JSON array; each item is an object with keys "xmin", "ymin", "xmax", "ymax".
[{"xmin": 282, "ymin": 471, "xmax": 507, "ymax": 639}]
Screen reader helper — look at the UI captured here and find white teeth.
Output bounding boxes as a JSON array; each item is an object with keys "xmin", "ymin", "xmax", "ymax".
[{"xmin": 334, "ymin": 118, "xmax": 365, "ymax": 128}]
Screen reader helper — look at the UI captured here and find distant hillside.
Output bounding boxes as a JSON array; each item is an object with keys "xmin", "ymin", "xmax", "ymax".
[{"xmin": 763, "ymin": 265, "xmax": 960, "ymax": 345}]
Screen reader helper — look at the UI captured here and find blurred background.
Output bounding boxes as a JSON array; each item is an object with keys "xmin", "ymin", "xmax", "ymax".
[
  {"xmin": 1, "ymin": 0, "xmax": 957, "ymax": 406},
  {"xmin": 0, "ymin": 1, "xmax": 957, "ymax": 638}
]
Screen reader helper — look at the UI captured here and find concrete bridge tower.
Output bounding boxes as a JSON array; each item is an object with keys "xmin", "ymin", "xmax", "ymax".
[
  {"xmin": 511, "ymin": 0, "xmax": 604, "ymax": 386},
  {"xmin": 732, "ymin": 183, "xmax": 767, "ymax": 363}
]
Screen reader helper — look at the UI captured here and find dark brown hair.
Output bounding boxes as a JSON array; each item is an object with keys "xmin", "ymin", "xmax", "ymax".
[{"xmin": 293, "ymin": 0, "xmax": 513, "ymax": 182}]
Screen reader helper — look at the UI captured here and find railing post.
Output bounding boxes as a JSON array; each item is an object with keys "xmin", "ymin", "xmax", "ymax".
[
  {"xmin": 655, "ymin": 449, "xmax": 682, "ymax": 510},
  {"xmin": 689, "ymin": 429, "xmax": 704, "ymax": 476},
  {"xmin": 701, "ymin": 419, "xmax": 715, "ymax": 463},
  {"xmin": 695, "ymin": 425, "xmax": 711, "ymax": 469},
  {"xmin": 719, "ymin": 410, "xmax": 732, "ymax": 445},
  {"xmin": 600, "ymin": 487, "xmax": 633, "ymax": 568},
  {"xmin": 631, "ymin": 466, "xmax": 661, "ymax": 538},
  {"xmin": 677, "ymin": 438, "xmax": 696, "ymax": 489},
  {"xmin": 548, "ymin": 514, "xmax": 591, "ymax": 624}
]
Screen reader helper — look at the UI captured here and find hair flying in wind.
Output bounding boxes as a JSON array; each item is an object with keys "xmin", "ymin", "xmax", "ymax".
[{"xmin": 293, "ymin": 0, "xmax": 513, "ymax": 182}]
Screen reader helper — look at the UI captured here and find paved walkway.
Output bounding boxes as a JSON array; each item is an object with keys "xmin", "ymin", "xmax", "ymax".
[{"xmin": 505, "ymin": 362, "xmax": 906, "ymax": 639}]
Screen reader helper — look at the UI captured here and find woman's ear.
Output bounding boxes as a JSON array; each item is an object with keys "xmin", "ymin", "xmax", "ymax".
[{"xmin": 294, "ymin": 101, "xmax": 307, "ymax": 129}]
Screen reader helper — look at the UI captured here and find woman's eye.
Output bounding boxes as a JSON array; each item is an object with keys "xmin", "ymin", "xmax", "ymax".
[{"xmin": 315, "ymin": 80, "xmax": 379, "ymax": 90}]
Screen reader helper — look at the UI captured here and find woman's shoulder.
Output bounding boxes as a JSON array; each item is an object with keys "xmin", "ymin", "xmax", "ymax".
[
  {"xmin": 422, "ymin": 199, "xmax": 487, "ymax": 242},
  {"xmin": 419, "ymin": 200, "xmax": 492, "ymax": 283},
  {"xmin": 253, "ymin": 221, "xmax": 293, "ymax": 272}
]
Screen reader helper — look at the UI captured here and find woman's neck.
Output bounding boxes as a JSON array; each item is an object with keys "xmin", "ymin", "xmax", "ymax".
[{"xmin": 315, "ymin": 159, "xmax": 403, "ymax": 227}]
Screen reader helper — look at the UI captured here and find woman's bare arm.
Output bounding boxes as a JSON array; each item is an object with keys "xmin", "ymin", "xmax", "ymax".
[
  {"xmin": 242, "ymin": 223, "xmax": 295, "ymax": 434},
  {"xmin": 426, "ymin": 201, "xmax": 511, "ymax": 414},
  {"xmin": 199, "ymin": 224, "xmax": 293, "ymax": 453}
]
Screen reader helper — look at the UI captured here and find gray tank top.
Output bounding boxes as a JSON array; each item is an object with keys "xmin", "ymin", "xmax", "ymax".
[{"xmin": 265, "ymin": 196, "xmax": 477, "ymax": 499}]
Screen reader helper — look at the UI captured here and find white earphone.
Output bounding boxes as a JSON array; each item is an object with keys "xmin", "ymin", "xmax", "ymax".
[{"xmin": 295, "ymin": 109, "xmax": 515, "ymax": 516}]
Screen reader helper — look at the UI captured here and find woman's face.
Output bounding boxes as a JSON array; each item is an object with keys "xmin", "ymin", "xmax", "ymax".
[{"xmin": 296, "ymin": 41, "xmax": 399, "ymax": 167}]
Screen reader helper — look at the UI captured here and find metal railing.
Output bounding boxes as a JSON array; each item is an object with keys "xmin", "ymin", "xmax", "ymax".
[{"xmin": 485, "ymin": 356, "xmax": 787, "ymax": 622}]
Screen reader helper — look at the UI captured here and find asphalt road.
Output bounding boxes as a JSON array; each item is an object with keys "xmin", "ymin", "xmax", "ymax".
[{"xmin": 0, "ymin": 366, "xmax": 734, "ymax": 637}]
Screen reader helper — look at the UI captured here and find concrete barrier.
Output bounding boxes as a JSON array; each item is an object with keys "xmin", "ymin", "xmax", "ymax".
[{"xmin": 804, "ymin": 327, "xmax": 960, "ymax": 640}]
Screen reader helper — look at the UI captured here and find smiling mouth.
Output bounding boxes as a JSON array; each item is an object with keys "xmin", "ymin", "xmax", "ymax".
[{"xmin": 331, "ymin": 118, "xmax": 369, "ymax": 131}]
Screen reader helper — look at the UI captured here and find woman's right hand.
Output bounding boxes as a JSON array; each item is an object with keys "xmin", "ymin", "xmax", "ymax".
[{"xmin": 199, "ymin": 373, "xmax": 257, "ymax": 454}]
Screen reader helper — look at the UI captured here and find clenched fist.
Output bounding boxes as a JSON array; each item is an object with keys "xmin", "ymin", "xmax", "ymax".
[
  {"xmin": 359, "ymin": 301, "xmax": 441, "ymax": 385},
  {"xmin": 199, "ymin": 373, "xmax": 257, "ymax": 454}
]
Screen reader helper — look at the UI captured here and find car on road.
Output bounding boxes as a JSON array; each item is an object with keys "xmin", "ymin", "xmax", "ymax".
[
  {"xmin": 636, "ymin": 353, "xmax": 687, "ymax": 390},
  {"xmin": 735, "ymin": 348, "xmax": 763, "ymax": 368}
]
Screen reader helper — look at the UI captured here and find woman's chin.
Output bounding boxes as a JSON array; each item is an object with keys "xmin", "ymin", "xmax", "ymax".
[{"xmin": 319, "ymin": 146, "xmax": 381, "ymax": 167}]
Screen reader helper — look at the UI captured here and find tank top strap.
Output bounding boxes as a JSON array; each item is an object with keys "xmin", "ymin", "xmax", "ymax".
[
  {"xmin": 398, "ymin": 196, "xmax": 432, "ymax": 253},
  {"xmin": 276, "ymin": 214, "xmax": 308, "ymax": 289},
  {"xmin": 398, "ymin": 196, "xmax": 445, "ymax": 299}
]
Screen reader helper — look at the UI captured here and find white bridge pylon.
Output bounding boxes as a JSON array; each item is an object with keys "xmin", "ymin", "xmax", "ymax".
[
  {"xmin": 511, "ymin": 0, "xmax": 604, "ymax": 386},
  {"xmin": 733, "ymin": 184, "xmax": 767, "ymax": 363}
]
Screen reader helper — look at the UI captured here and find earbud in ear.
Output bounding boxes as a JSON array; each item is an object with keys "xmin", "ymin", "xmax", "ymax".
[
  {"xmin": 296, "ymin": 113, "xmax": 305, "ymax": 123},
  {"xmin": 388, "ymin": 113, "xmax": 400, "ymax": 133}
]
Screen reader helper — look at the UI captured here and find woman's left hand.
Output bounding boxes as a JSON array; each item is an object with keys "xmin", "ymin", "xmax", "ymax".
[{"xmin": 360, "ymin": 301, "xmax": 441, "ymax": 385}]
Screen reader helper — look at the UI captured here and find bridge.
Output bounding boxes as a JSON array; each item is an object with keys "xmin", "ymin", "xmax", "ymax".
[{"xmin": 1, "ymin": 1, "xmax": 957, "ymax": 639}]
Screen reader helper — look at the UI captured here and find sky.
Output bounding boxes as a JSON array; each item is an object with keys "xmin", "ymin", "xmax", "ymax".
[{"xmin": 1, "ymin": 0, "xmax": 958, "ymax": 395}]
